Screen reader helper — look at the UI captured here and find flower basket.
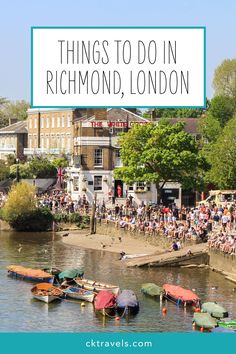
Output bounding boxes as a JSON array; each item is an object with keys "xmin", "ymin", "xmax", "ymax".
[
  {"xmin": 103, "ymin": 177, "xmax": 108, "ymax": 182},
  {"xmin": 134, "ymin": 189, "xmax": 146, "ymax": 193},
  {"xmin": 82, "ymin": 187, "xmax": 87, "ymax": 192}
]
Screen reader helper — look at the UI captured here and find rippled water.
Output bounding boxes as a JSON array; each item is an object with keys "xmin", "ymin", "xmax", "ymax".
[{"xmin": 0, "ymin": 230, "xmax": 236, "ymax": 332}]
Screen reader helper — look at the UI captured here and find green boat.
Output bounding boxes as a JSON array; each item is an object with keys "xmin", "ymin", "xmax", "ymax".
[
  {"xmin": 201, "ymin": 302, "xmax": 228, "ymax": 319},
  {"xmin": 218, "ymin": 320, "xmax": 236, "ymax": 328},
  {"xmin": 193, "ymin": 312, "xmax": 218, "ymax": 329},
  {"xmin": 141, "ymin": 283, "xmax": 163, "ymax": 298}
]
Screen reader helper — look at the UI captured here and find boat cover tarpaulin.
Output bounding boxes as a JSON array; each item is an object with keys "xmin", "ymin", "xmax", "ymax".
[
  {"xmin": 58, "ymin": 268, "xmax": 84, "ymax": 279},
  {"xmin": 163, "ymin": 284, "xmax": 200, "ymax": 302},
  {"xmin": 94, "ymin": 290, "xmax": 116, "ymax": 310},
  {"xmin": 211, "ymin": 327, "xmax": 234, "ymax": 333},
  {"xmin": 117, "ymin": 290, "xmax": 139, "ymax": 308},
  {"xmin": 141, "ymin": 283, "xmax": 163, "ymax": 296},
  {"xmin": 7, "ymin": 265, "xmax": 53, "ymax": 279},
  {"xmin": 193, "ymin": 312, "xmax": 217, "ymax": 329},
  {"xmin": 201, "ymin": 302, "xmax": 228, "ymax": 318}
]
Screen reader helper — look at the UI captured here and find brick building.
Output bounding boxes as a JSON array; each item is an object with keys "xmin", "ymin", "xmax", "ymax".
[
  {"xmin": 0, "ymin": 120, "xmax": 28, "ymax": 160},
  {"xmin": 25, "ymin": 108, "xmax": 85, "ymax": 156}
]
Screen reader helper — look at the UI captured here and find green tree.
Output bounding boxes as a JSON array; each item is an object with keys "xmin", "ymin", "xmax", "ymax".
[
  {"xmin": 29, "ymin": 157, "xmax": 57, "ymax": 178},
  {"xmin": 198, "ymin": 114, "xmax": 222, "ymax": 143},
  {"xmin": 3, "ymin": 182, "xmax": 37, "ymax": 223},
  {"xmin": 0, "ymin": 97, "xmax": 9, "ymax": 128},
  {"xmin": 2, "ymin": 100, "xmax": 29, "ymax": 121},
  {"xmin": 213, "ymin": 59, "xmax": 236, "ymax": 98},
  {"xmin": 52, "ymin": 157, "xmax": 69, "ymax": 169},
  {"xmin": 0, "ymin": 160, "xmax": 10, "ymax": 181},
  {"xmin": 208, "ymin": 95, "xmax": 235, "ymax": 127},
  {"xmin": 114, "ymin": 121, "xmax": 205, "ymax": 203},
  {"xmin": 205, "ymin": 115, "xmax": 236, "ymax": 188}
]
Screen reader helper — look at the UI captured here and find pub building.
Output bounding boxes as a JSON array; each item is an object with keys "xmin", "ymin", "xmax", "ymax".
[
  {"xmin": 25, "ymin": 107, "xmax": 196, "ymax": 207},
  {"xmin": 67, "ymin": 108, "xmax": 182, "ymax": 207}
]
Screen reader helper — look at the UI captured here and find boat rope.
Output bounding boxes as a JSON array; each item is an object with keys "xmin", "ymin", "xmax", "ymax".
[{"xmin": 103, "ymin": 309, "xmax": 117, "ymax": 318}]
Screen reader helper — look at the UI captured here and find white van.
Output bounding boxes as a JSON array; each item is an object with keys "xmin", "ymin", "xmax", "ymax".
[{"xmin": 198, "ymin": 190, "xmax": 236, "ymax": 207}]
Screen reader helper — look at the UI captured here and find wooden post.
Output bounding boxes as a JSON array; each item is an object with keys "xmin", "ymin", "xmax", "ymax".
[{"xmin": 90, "ymin": 193, "xmax": 97, "ymax": 234}]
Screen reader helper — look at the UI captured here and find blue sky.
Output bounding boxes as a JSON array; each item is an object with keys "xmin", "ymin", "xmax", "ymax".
[{"xmin": 0, "ymin": 0, "xmax": 235, "ymax": 102}]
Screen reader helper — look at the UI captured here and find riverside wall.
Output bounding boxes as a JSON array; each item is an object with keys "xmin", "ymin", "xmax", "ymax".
[
  {"xmin": 209, "ymin": 250, "xmax": 236, "ymax": 275},
  {"xmin": 96, "ymin": 219, "xmax": 198, "ymax": 250}
]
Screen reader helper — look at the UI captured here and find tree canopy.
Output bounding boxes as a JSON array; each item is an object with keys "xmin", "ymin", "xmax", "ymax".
[
  {"xmin": 0, "ymin": 98, "xmax": 29, "ymax": 128},
  {"xmin": 213, "ymin": 59, "xmax": 236, "ymax": 98},
  {"xmin": 204, "ymin": 115, "xmax": 236, "ymax": 189},
  {"xmin": 114, "ymin": 121, "xmax": 206, "ymax": 202},
  {"xmin": 208, "ymin": 95, "xmax": 235, "ymax": 127}
]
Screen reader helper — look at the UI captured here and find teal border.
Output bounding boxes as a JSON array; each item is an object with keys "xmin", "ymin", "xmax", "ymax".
[{"xmin": 31, "ymin": 26, "xmax": 206, "ymax": 109}]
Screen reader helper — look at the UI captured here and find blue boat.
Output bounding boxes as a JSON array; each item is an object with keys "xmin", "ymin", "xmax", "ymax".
[
  {"xmin": 116, "ymin": 289, "xmax": 139, "ymax": 316},
  {"xmin": 7, "ymin": 265, "xmax": 54, "ymax": 283}
]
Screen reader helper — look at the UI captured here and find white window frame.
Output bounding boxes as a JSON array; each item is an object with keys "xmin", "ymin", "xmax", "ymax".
[
  {"xmin": 67, "ymin": 114, "xmax": 71, "ymax": 127},
  {"xmin": 94, "ymin": 149, "xmax": 103, "ymax": 167},
  {"xmin": 57, "ymin": 116, "xmax": 60, "ymax": 128},
  {"xmin": 34, "ymin": 118, "xmax": 37, "ymax": 128},
  {"xmin": 46, "ymin": 116, "xmax": 50, "ymax": 128},
  {"xmin": 52, "ymin": 116, "xmax": 55, "ymax": 128},
  {"xmin": 41, "ymin": 117, "xmax": 44, "ymax": 128},
  {"xmin": 62, "ymin": 115, "xmax": 65, "ymax": 128}
]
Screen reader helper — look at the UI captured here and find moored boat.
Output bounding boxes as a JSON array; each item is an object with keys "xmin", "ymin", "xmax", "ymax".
[
  {"xmin": 62, "ymin": 286, "xmax": 96, "ymax": 303},
  {"xmin": 94, "ymin": 290, "xmax": 116, "ymax": 316},
  {"xmin": 75, "ymin": 278, "xmax": 120, "ymax": 295},
  {"xmin": 58, "ymin": 268, "xmax": 84, "ymax": 282},
  {"xmin": 193, "ymin": 312, "xmax": 218, "ymax": 329},
  {"xmin": 201, "ymin": 302, "xmax": 228, "ymax": 319},
  {"xmin": 31, "ymin": 283, "xmax": 63, "ymax": 303},
  {"xmin": 116, "ymin": 289, "xmax": 139, "ymax": 316},
  {"xmin": 218, "ymin": 320, "xmax": 236, "ymax": 328},
  {"xmin": 141, "ymin": 283, "xmax": 163, "ymax": 298},
  {"xmin": 7, "ymin": 265, "xmax": 54, "ymax": 283},
  {"xmin": 163, "ymin": 284, "xmax": 200, "ymax": 307}
]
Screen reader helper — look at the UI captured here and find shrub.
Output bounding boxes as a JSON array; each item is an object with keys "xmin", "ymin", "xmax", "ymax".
[
  {"xmin": 3, "ymin": 182, "xmax": 37, "ymax": 223},
  {"xmin": 8, "ymin": 207, "xmax": 54, "ymax": 231}
]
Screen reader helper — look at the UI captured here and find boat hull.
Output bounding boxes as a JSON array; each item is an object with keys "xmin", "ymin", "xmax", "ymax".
[
  {"xmin": 116, "ymin": 305, "xmax": 139, "ymax": 316},
  {"xmin": 163, "ymin": 284, "xmax": 200, "ymax": 307},
  {"xmin": 8, "ymin": 271, "xmax": 54, "ymax": 283},
  {"xmin": 33, "ymin": 294, "xmax": 60, "ymax": 303},
  {"xmin": 75, "ymin": 279, "xmax": 119, "ymax": 295},
  {"xmin": 63, "ymin": 288, "xmax": 95, "ymax": 303}
]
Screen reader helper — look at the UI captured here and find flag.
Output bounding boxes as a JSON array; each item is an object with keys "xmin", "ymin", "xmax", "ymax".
[{"xmin": 57, "ymin": 167, "xmax": 65, "ymax": 189}]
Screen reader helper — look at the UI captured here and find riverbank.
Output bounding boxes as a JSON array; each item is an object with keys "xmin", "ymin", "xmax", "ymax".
[
  {"xmin": 61, "ymin": 229, "xmax": 236, "ymax": 284},
  {"xmin": 61, "ymin": 229, "xmax": 164, "ymax": 255}
]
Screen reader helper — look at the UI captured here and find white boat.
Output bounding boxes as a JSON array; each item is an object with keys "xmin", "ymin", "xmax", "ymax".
[
  {"xmin": 63, "ymin": 286, "xmax": 95, "ymax": 303},
  {"xmin": 31, "ymin": 283, "xmax": 62, "ymax": 303},
  {"xmin": 74, "ymin": 278, "xmax": 120, "ymax": 295}
]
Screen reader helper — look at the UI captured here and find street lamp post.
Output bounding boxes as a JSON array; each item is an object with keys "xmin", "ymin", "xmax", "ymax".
[{"xmin": 15, "ymin": 158, "xmax": 20, "ymax": 183}]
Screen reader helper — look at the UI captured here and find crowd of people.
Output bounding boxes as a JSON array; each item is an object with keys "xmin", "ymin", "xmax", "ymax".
[
  {"xmin": 38, "ymin": 191, "xmax": 90, "ymax": 214},
  {"xmin": 103, "ymin": 201, "xmax": 236, "ymax": 255}
]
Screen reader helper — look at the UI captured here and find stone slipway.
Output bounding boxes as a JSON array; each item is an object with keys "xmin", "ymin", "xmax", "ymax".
[{"xmin": 126, "ymin": 243, "xmax": 208, "ymax": 267}]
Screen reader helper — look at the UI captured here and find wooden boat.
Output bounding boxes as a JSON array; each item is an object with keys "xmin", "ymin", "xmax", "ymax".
[
  {"xmin": 62, "ymin": 286, "xmax": 96, "ymax": 303},
  {"xmin": 141, "ymin": 283, "xmax": 163, "ymax": 298},
  {"xmin": 7, "ymin": 265, "xmax": 54, "ymax": 283},
  {"xmin": 201, "ymin": 302, "xmax": 228, "ymax": 319},
  {"xmin": 193, "ymin": 312, "xmax": 218, "ymax": 329},
  {"xmin": 75, "ymin": 278, "xmax": 120, "ymax": 295},
  {"xmin": 116, "ymin": 290, "xmax": 139, "ymax": 316},
  {"xmin": 94, "ymin": 290, "xmax": 116, "ymax": 316},
  {"xmin": 163, "ymin": 284, "xmax": 200, "ymax": 307},
  {"xmin": 31, "ymin": 283, "xmax": 63, "ymax": 303}
]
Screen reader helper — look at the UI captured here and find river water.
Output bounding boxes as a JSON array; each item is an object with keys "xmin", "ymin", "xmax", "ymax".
[{"xmin": 0, "ymin": 230, "xmax": 236, "ymax": 332}]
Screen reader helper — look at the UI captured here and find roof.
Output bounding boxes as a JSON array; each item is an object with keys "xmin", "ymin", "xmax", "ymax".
[
  {"xmin": 24, "ymin": 178, "xmax": 56, "ymax": 193},
  {"xmin": 77, "ymin": 108, "xmax": 149, "ymax": 123},
  {"xmin": 0, "ymin": 121, "xmax": 28, "ymax": 134},
  {"xmin": 155, "ymin": 118, "xmax": 199, "ymax": 134}
]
